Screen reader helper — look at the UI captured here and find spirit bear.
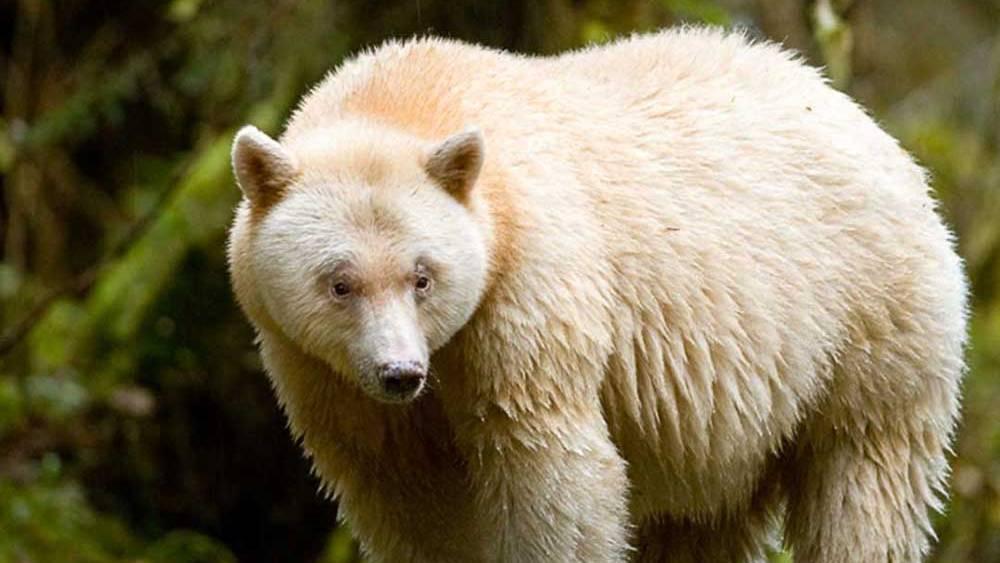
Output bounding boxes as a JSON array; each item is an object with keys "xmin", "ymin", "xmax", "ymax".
[{"xmin": 227, "ymin": 28, "xmax": 967, "ymax": 562}]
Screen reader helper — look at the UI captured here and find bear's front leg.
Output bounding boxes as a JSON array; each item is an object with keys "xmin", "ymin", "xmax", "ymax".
[{"xmin": 454, "ymin": 401, "xmax": 631, "ymax": 562}]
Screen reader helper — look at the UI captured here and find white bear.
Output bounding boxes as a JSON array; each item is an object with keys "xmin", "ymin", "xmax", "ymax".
[{"xmin": 227, "ymin": 28, "xmax": 968, "ymax": 562}]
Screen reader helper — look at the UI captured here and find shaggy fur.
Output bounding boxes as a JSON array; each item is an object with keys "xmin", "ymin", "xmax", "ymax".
[{"xmin": 227, "ymin": 28, "xmax": 968, "ymax": 562}]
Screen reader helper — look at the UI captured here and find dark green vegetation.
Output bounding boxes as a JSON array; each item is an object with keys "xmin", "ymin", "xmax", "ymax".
[{"xmin": 1, "ymin": 1, "xmax": 997, "ymax": 561}]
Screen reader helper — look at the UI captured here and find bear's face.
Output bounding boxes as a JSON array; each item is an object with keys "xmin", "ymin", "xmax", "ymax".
[{"xmin": 230, "ymin": 124, "xmax": 489, "ymax": 403}]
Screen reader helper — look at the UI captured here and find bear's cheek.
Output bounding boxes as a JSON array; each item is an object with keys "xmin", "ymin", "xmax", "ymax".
[
  {"xmin": 259, "ymin": 280, "xmax": 347, "ymax": 365},
  {"xmin": 421, "ymin": 289, "xmax": 477, "ymax": 350}
]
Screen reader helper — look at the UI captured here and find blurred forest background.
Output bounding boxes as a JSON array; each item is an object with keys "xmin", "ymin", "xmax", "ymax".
[{"xmin": 0, "ymin": 0, "xmax": 997, "ymax": 561}]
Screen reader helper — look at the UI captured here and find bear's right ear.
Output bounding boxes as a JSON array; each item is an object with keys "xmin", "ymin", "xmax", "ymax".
[
  {"xmin": 424, "ymin": 128, "xmax": 484, "ymax": 201},
  {"xmin": 231, "ymin": 125, "xmax": 299, "ymax": 209}
]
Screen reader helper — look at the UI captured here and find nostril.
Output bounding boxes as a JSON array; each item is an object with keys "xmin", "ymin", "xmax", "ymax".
[
  {"xmin": 379, "ymin": 363, "xmax": 426, "ymax": 396},
  {"xmin": 384, "ymin": 374, "xmax": 421, "ymax": 395}
]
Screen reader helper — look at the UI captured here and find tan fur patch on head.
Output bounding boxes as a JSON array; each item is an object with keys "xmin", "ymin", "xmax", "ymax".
[{"xmin": 284, "ymin": 122, "xmax": 427, "ymax": 189}]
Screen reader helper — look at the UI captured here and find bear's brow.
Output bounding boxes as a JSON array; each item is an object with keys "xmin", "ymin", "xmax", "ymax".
[{"xmin": 317, "ymin": 256, "xmax": 356, "ymax": 277}]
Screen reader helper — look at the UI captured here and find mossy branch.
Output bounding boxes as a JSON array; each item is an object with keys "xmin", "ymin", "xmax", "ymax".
[{"xmin": 16, "ymin": 84, "xmax": 296, "ymax": 387}]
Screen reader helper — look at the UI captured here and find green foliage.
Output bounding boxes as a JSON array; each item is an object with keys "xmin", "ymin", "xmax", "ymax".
[
  {"xmin": 0, "ymin": 378, "xmax": 25, "ymax": 435},
  {"xmin": 318, "ymin": 527, "xmax": 364, "ymax": 563},
  {"xmin": 0, "ymin": 475, "xmax": 138, "ymax": 563},
  {"xmin": 662, "ymin": 0, "xmax": 731, "ymax": 26},
  {"xmin": 24, "ymin": 375, "xmax": 90, "ymax": 421},
  {"xmin": 811, "ymin": 0, "xmax": 853, "ymax": 89},
  {"xmin": 142, "ymin": 531, "xmax": 237, "ymax": 563},
  {"xmin": 0, "ymin": 474, "xmax": 237, "ymax": 563},
  {"xmin": 0, "ymin": 454, "xmax": 235, "ymax": 563},
  {"xmin": 768, "ymin": 547, "xmax": 794, "ymax": 563}
]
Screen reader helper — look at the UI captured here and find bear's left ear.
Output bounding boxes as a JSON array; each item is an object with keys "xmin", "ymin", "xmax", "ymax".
[{"xmin": 424, "ymin": 127, "xmax": 484, "ymax": 200}]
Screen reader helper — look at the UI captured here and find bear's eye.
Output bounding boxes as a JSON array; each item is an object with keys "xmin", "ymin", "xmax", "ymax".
[
  {"xmin": 414, "ymin": 275, "xmax": 432, "ymax": 294},
  {"xmin": 331, "ymin": 281, "xmax": 352, "ymax": 299}
]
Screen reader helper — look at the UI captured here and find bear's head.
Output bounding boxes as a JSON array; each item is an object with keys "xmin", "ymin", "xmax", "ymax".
[{"xmin": 228, "ymin": 122, "xmax": 490, "ymax": 403}]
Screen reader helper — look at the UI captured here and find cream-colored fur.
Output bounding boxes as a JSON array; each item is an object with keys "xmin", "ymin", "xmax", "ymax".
[{"xmin": 227, "ymin": 28, "xmax": 968, "ymax": 562}]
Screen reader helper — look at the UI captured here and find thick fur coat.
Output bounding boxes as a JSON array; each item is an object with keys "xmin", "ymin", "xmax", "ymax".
[{"xmin": 227, "ymin": 28, "xmax": 968, "ymax": 562}]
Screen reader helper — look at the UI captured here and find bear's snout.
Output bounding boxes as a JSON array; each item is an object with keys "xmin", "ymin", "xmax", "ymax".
[{"xmin": 377, "ymin": 361, "xmax": 426, "ymax": 401}]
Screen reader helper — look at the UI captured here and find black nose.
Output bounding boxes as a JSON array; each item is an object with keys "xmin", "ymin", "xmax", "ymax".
[{"xmin": 378, "ymin": 362, "xmax": 426, "ymax": 397}]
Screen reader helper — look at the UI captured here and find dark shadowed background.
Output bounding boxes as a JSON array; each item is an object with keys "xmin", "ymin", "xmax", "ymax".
[{"xmin": 1, "ymin": 1, "xmax": 997, "ymax": 561}]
